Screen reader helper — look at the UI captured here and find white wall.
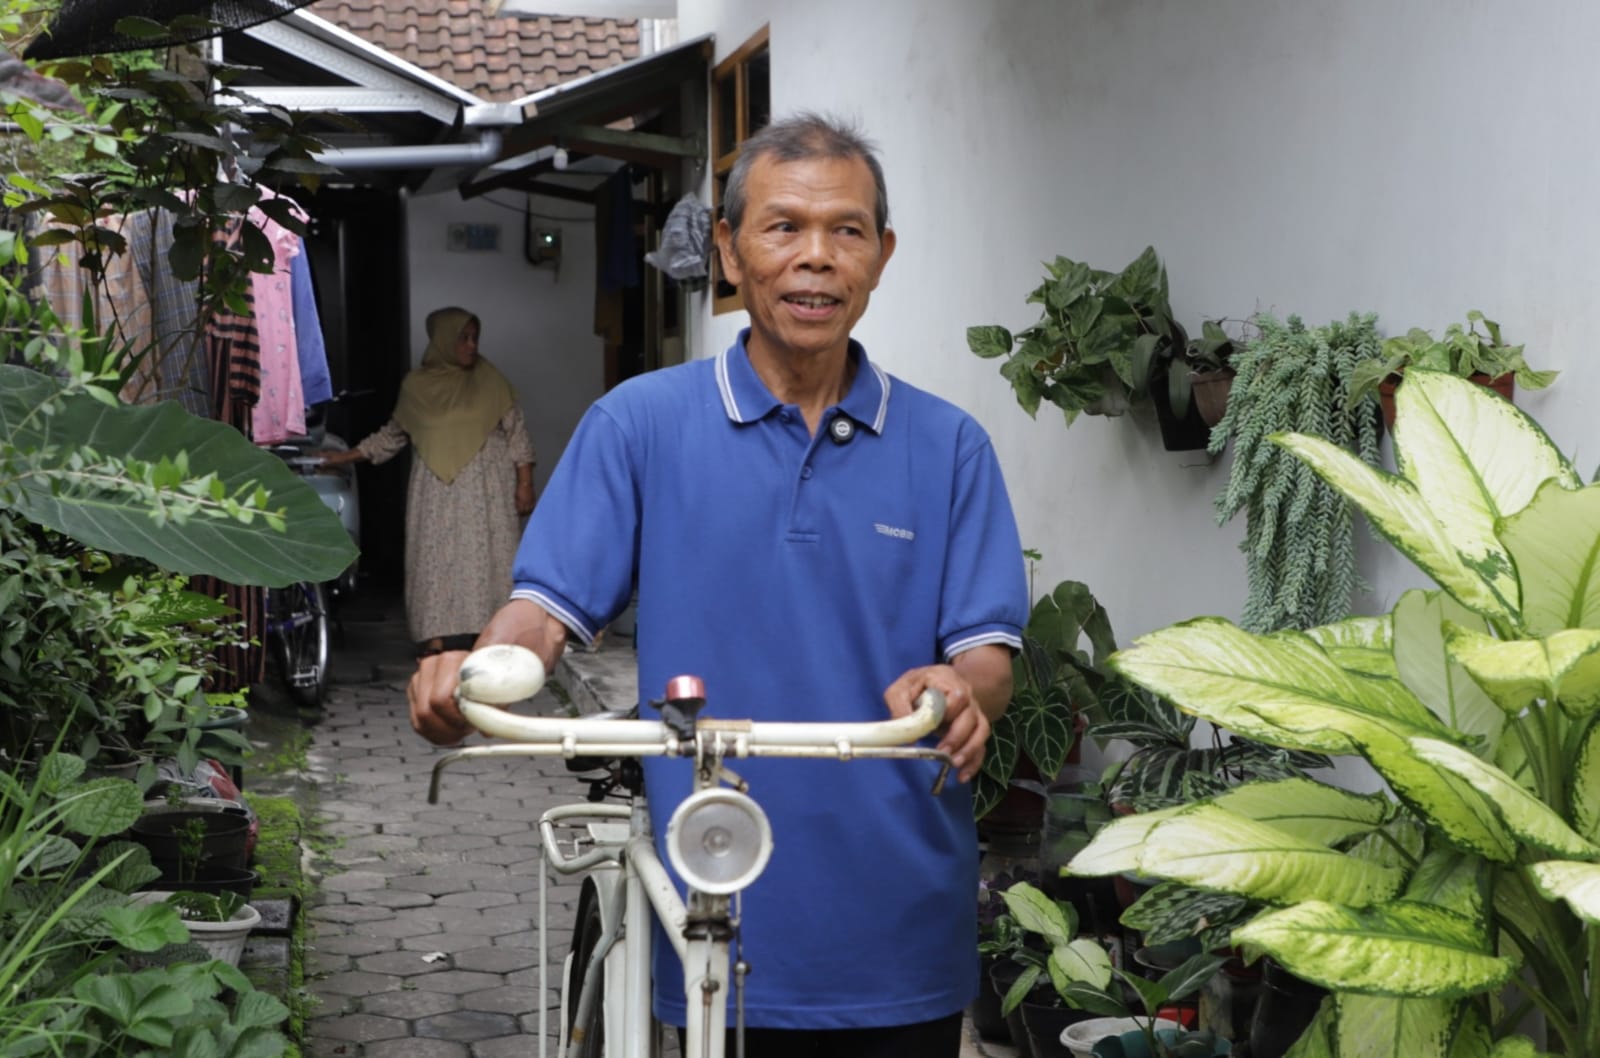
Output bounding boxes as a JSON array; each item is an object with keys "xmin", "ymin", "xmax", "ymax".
[
  {"xmin": 403, "ymin": 189, "xmax": 605, "ymax": 485},
  {"xmin": 678, "ymin": 0, "xmax": 1599, "ymax": 646}
]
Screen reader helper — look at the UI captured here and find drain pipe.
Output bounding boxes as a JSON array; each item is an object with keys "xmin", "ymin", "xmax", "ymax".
[{"xmin": 313, "ymin": 130, "xmax": 504, "ymax": 172}]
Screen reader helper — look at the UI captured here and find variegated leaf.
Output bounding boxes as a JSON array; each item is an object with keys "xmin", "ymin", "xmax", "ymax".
[
  {"xmin": 1275, "ymin": 431, "xmax": 1514, "ymax": 623},
  {"xmin": 1360, "ymin": 735, "xmax": 1517, "ymax": 862},
  {"xmin": 1410, "ymin": 738, "xmax": 1597, "ymax": 858},
  {"xmin": 1282, "ymin": 997, "xmax": 1336, "ymax": 1058},
  {"xmin": 1048, "ymin": 937, "xmax": 1112, "ymax": 992},
  {"xmin": 1392, "ymin": 371, "xmax": 1576, "ymax": 610},
  {"xmin": 1065, "ymin": 805, "xmax": 1186, "ymax": 877},
  {"xmin": 1210, "ymin": 778, "xmax": 1393, "ymax": 847},
  {"xmin": 1501, "ymin": 478, "xmax": 1600, "ymax": 639},
  {"xmin": 1235, "ymin": 900, "xmax": 1513, "ymax": 997},
  {"xmin": 1347, "ymin": 818, "xmax": 1427, "ymax": 872},
  {"xmin": 1445, "ymin": 622, "xmax": 1600, "ymax": 717},
  {"xmin": 1140, "ymin": 805, "xmax": 1405, "ymax": 907},
  {"xmin": 1527, "ymin": 860, "xmax": 1600, "ymax": 923},
  {"xmin": 1572, "ymin": 716, "xmax": 1600, "ymax": 843},
  {"xmin": 1485, "ymin": 1037, "xmax": 1551, "ymax": 1058},
  {"xmin": 1334, "ymin": 994, "xmax": 1459, "ymax": 1058},
  {"xmin": 1110, "ymin": 619, "xmax": 1459, "ymax": 758},
  {"xmin": 998, "ymin": 881, "xmax": 1075, "ymax": 945},
  {"xmin": 1307, "ymin": 615, "xmax": 1399, "ymax": 679},
  {"xmin": 1402, "ymin": 848, "xmax": 1487, "ymax": 925},
  {"xmin": 1393, "ymin": 591, "xmax": 1503, "ymax": 750},
  {"xmin": 1445, "ymin": 1004, "xmax": 1492, "ymax": 1058}
]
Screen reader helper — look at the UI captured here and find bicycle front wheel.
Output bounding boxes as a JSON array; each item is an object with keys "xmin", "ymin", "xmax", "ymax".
[
  {"xmin": 567, "ymin": 887, "xmax": 606, "ymax": 1058},
  {"xmin": 279, "ymin": 581, "xmax": 330, "ymax": 709}
]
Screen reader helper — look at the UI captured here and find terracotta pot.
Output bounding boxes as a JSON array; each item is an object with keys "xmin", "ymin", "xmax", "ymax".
[
  {"xmin": 1378, "ymin": 370, "xmax": 1514, "ymax": 429},
  {"xmin": 1189, "ymin": 369, "xmax": 1235, "ymax": 428}
]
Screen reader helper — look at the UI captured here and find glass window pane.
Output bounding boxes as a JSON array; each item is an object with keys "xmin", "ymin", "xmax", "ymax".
[
  {"xmin": 714, "ymin": 73, "xmax": 738, "ymax": 158},
  {"xmin": 747, "ymin": 50, "xmax": 770, "ymax": 138}
]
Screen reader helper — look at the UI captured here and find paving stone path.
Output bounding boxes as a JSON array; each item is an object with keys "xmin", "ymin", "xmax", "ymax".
[{"xmin": 258, "ymin": 589, "xmax": 1005, "ymax": 1058}]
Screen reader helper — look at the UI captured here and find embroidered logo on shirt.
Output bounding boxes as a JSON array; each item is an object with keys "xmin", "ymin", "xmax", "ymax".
[{"xmin": 874, "ymin": 523, "xmax": 916, "ymax": 541}]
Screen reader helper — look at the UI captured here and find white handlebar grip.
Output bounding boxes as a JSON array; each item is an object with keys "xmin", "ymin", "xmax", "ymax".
[
  {"xmin": 457, "ymin": 644, "xmax": 546, "ymax": 704},
  {"xmin": 914, "ymin": 687, "xmax": 948, "ymax": 728}
]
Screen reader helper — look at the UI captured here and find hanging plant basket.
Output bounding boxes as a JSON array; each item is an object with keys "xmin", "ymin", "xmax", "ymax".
[
  {"xmin": 1188, "ymin": 368, "xmax": 1235, "ymax": 428},
  {"xmin": 1378, "ymin": 369, "xmax": 1513, "ymax": 430}
]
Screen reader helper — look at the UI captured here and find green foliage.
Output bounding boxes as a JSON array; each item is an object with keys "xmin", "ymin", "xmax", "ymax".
[
  {"xmin": 0, "ymin": 753, "xmax": 287, "ymax": 1055},
  {"xmin": 976, "ymin": 580, "xmax": 1111, "ymax": 819},
  {"xmin": 1209, "ymin": 312, "xmax": 1384, "ymax": 633},
  {"xmin": 1071, "ymin": 372, "xmax": 1600, "ymax": 1055},
  {"xmin": 967, "ymin": 246, "xmax": 1186, "ymax": 427},
  {"xmin": 1349, "ymin": 311, "xmax": 1559, "ymax": 404}
]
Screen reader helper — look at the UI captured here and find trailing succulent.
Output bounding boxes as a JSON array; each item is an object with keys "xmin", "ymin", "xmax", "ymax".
[
  {"xmin": 1068, "ymin": 371, "xmax": 1600, "ymax": 1056},
  {"xmin": 1209, "ymin": 312, "xmax": 1384, "ymax": 633}
]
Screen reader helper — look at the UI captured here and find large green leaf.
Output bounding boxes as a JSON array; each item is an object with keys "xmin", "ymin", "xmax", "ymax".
[
  {"xmin": 1138, "ymin": 805, "xmax": 1405, "ymax": 907},
  {"xmin": 1445, "ymin": 623, "xmax": 1600, "ymax": 716},
  {"xmin": 1334, "ymin": 994, "xmax": 1462, "ymax": 1058},
  {"xmin": 1360, "ymin": 733, "xmax": 1516, "ymax": 862},
  {"xmin": 1234, "ymin": 900, "xmax": 1515, "ymax": 997},
  {"xmin": 1282, "ymin": 998, "xmax": 1336, "ymax": 1058},
  {"xmin": 1527, "ymin": 860, "xmax": 1600, "ymax": 923},
  {"xmin": 1065, "ymin": 805, "xmax": 1186, "ymax": 877},
  {"xmin": 1393, "ymin": 592, "xmax": 1503, "ymax": 750},
  {"xmin": 1047, "ymin": 938, "xmax": 1113, "ymax": 992},
  {"xmin": 998, "ymin": 881, "xmax": 1075, "ymax": 945},
  {"xmin": 1, "ymin": 366, "xmax": 356, "ymax": 586},
  {"xmin": 1572, "ymin": 716, "xmax": 1600, "ymax": 843},
  {"xmin": 1410, "ymin": 738, "xmax": 1597, "ymax": 858},
  {"xmin": 1209, "ymin": 778, "xmax": 1394, "ymax": 847},
  {"xmin": 1109, "ymin": 618, "xmax": 1460, "ymax": 757},
  {"xmin": 1307, "ymin": 615, "xmax": 1399, "ymax": 679},
  {"xmin": 1275, "ymin": 431, "xmax": 1514, "ymax": 623},
  {"xmin": 1502, "ymin": 480, "xmax": 1600, "ymax": 638},
  {"xmin": 1402, "ymin": 848, "xmax": 1487, "ymax": 925},
  {"xmin": 1391, "ymin": 370, "xmax": 1576, "ymax": 608}
]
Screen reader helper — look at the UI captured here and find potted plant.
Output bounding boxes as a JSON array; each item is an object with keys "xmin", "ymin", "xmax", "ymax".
[
  {"xmin": 976, "ymin": 580, "xmax": 1116, "ymax": 837},
  {"xmin": 997, "ymin": 882, "xmax": 1229, "ymax": 1058},
  {"xmin": 967, "ymin": 246, "xmax": 1186, "ymax": 427},
  {"xmin": 129, "ymin": 890, "xmax": 262, "ymax": 967},
  {"xmin": 1067, "ymin": 370, "xmax": 1600, "ymax": 1055},
  {"xmin": 1348, "ymin": 310, "xmax": 1558, "ymax": 426},
  {"xmin": 1182, "ymin": 320, "xmax": 1244, "ymax": 428},
  {"xmin": 1207, "ymin": 312, "xmax": 1385, "ymax": 633}
]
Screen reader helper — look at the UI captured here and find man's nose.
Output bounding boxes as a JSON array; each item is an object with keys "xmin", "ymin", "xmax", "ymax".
[{"xmin": 795, "ymin": 227, "xmax": 833, "ymax": 269}]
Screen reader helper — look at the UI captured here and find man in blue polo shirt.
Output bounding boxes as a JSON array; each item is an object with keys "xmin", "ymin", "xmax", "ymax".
[{"xmin": 411, "ymin": 112, "xmax": 1027, "ymax": 1057}]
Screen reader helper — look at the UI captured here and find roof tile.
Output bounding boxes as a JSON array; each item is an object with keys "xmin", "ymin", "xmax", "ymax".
[{"xmin": 307, "ymin": 0, "xmax": 641, "ymax": 101}]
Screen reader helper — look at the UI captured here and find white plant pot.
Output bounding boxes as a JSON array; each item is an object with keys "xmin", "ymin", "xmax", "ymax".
[
  {"xmin": 1061, "ymin": 1016, "xmax": 1186, "ymax": 1057},
  {"xmin": 132, "ymin": 891, "xmax": 261, "ymax": 967}
]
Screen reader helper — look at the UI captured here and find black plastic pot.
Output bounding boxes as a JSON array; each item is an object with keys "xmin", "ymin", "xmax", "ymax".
[
  {"xmin": 990, "ymin": 960, "xmax": 1052, "ymax": 1058},
  {"xmin": 130, "ymin": 808, "xmax": 251, "ymax": 875},
  {"xmin": 144, "ymin": 864, "xmax": 259, "ymax": 901},
  {"xmin": 1021, "ymin": 999, "xmax": 1094, "ymax": 1058},
  {"xmin": 1248, "ymin": 958, "xmax": 1327, "ymax": 1058},
  {"xmin": 969, "ymin": 956, "xmax": 1011, "ymax": 1042},
  {"xmin": 1149, "ymin": 360, "xmax": 1211, "ymax": 452}
]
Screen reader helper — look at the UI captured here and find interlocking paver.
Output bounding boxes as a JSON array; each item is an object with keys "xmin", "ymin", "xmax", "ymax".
[
  {"xmin": 314, "ymin": 932, "xmax": 400, "ymax": 956},
  {"xmin": 410, "ymin": 969, "xmax": 507, "ymax": 994},
  {"xmin": 361, "ymin": 989, "xmax": 461, "ymax": 1019},
  {"xmin": 313, "ymin": 969, "xmax": 406, "ymax": 996},
  {"xmin": 364, "ymin": 1039, "xmax": 470, "ymax": 1058},
  {"xmin": 314, "ymin": 1012, "xmax": 409, "ymax": 1042},
  {"xmin": 458, "ymin": 984, "xmax": 538, "ymax": 1015},
  {"xmin": 436, "ymin": 890, "xmax": 521, "ymax": 910},
  {"xmin": 365, "ymin": 888, "xmax": 439, "ymax": 909},
  {"xmin": 414, "ymin": 1010, "xmax": 521, "ymax": 1041},
  {"xmin": 451, "ymin": 946, "xmax": 539, "ymax": 974}
]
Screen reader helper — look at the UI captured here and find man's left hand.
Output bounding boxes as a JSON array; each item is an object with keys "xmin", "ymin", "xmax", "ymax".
[{"xmin": 884, "ymin": 665, "xmax": 987, "ymax": 784}]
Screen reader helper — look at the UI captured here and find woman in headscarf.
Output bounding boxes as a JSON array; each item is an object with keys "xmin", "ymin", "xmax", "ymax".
[{"xmin": 323, "ymin": 307, "xmax": 535, "ymax": 655}]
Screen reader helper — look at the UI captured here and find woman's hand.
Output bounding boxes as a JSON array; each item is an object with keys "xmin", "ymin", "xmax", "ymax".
[{"xmin": 515, "ymin": 479, "xmax": 536, "ymax": 516}]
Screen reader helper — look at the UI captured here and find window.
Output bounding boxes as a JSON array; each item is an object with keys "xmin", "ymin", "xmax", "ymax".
[{"xmin": 710, "ymin": 25, "xmax": 770, "ymax": 315}]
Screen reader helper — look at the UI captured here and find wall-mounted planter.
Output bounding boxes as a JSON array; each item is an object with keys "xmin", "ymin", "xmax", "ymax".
[
  {"xmin": 1378, "ymin": 370, "xmax": 1513, "ymax": 429},
  {"xmin": 1188, "ymin": 368, "xmax": 1235, "ymax": 428}
]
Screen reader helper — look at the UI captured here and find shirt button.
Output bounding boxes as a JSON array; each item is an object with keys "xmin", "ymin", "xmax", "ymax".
[
  {"xmin": 779, "ymin": 411, "xmax": 793, "ymax": 423},
  {"xmin": 801, "ymin": 466, "xmax": 814, "ymax": 479}
]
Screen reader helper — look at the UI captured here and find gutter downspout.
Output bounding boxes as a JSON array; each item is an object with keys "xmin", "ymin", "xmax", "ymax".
[{"xmin": 313, "ymin": 130, "xmax": 503, "ymax": 171}]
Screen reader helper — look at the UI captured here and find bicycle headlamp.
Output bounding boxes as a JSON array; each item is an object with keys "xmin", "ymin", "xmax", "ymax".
[{"xmin": 665, "ymin": 788, "xmax": 772, "ymax": 895}]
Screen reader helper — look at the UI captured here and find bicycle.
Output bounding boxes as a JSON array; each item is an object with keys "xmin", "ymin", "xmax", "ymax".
[
  {"xmin": 262, "ymin": 444, "xmax": 343, "ymax": 709},
  {"xmin": 428, "ymin": 645, "xmax": 954, "ymax": 1058}
]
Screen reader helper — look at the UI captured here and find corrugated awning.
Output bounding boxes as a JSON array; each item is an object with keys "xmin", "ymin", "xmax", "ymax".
[{"xmin": 460, "ymin": 33, "xmax": 711, "ymax": 199}]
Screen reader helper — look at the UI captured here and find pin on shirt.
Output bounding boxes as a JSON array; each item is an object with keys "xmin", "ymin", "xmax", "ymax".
[{"xmin": 829, "ymin": 416, "xmax": 855, "ymax": 445}]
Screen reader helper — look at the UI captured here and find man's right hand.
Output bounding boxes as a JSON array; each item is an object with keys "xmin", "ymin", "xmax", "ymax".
[{"xmin": 408, "ymin": 599, "xmax": 570, "ymax": 745}]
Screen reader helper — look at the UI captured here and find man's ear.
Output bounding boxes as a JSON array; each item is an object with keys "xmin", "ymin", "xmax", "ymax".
[
  {"xmin": 715, "ymin": 218, "xmax": 743, "ymax": 287},
  {"xmin": 870, "ymin": 227, "xmax": 898, "ymax": 290}
]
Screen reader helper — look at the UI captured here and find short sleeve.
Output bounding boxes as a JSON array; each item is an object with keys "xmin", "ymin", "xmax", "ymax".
[
  {"xmin": 510, "ymin": 403, "xmax": 638, "ymax": 645},
  {"xmin": 938, "ymin": 433, "xmax": 1028, "ymax": 660}
]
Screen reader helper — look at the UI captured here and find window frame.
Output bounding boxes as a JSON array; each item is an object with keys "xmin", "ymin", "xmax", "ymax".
[{"xmin": 709, "ymin": 25, "xmax": 770, "ymax": 316}]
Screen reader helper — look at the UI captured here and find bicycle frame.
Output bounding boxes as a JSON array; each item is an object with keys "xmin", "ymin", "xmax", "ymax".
[{"xmin": 429, "ymin": 660, "xmax": 953, "ymax": 1058}]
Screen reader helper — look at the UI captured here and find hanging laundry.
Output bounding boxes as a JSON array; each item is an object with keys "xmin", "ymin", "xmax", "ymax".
[
  {"xmin": 125, "ymin": 207, "xmax": 211, "ymax": 416},
  {"xmin": 247, "ymin": 187, "xmax": 308, "ymax": 444},
  {"xmin": 289, "ymin": 238, "xmax": 332, "ymax": 407}
]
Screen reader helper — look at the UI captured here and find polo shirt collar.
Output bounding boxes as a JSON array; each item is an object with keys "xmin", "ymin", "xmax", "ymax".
[{"xmin": 715, "ymin": 328, "xmax": 893, "ymax": 434}]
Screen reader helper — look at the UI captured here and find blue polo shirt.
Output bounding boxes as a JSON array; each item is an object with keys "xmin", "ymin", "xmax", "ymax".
[{"xmin": 510, "ymin": 331, "xmax": 1027, "ymax": 1029}]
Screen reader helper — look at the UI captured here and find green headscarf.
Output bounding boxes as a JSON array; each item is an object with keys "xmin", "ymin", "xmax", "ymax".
[{"xmin": 392, "ymin": 308, "xmax": 517, "ymax": 484}]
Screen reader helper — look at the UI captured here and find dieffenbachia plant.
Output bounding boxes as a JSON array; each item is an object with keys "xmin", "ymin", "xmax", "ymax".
[{"xmin": 1068, "ymin": 369, "xmax": 1599, "ymax": 1056}]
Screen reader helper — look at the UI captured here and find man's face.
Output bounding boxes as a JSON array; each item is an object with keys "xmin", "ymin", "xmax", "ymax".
[
  {"xmin": 717, "ymin": 153, "xmax": 896, "ymax": 365},
  {"xmin": 454, "ymin": 321, "xmax": 480, "ymax": 368}
]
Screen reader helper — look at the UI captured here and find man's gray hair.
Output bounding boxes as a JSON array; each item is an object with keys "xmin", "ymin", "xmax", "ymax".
[{"xmin": 722, "ymin": 112, "xmax": 890, "ymax": 237}]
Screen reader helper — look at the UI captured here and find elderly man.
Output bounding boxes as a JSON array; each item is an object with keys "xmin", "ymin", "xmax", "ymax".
[{"xmin": 411, "ymin": 112, "xmax": 1028, "ymax": 1058}]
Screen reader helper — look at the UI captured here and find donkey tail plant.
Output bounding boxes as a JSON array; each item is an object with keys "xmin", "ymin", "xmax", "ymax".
[{"xmin": 1066, "ymin": 369, "xmax": 1600, "ymax": 1055}]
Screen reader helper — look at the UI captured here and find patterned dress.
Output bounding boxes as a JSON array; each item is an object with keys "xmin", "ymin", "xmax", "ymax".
[{"xmin": 357, "ymin": 406, "xmax": 535, "ymax": 642}]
